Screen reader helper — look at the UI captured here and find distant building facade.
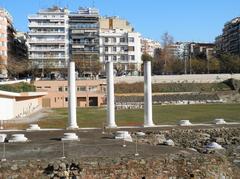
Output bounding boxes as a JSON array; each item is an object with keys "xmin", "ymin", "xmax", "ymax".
[
  {"xmin": 99, "ymin": 29, "xmax": 142, "ymax": 72},
  {"xmin": 28, "ymin": 6, "xmax": 69, "ymax": 69},
  {"xmin": 166, "ymin": 42, "xmax": 214, "ymax": 60},
  {"xmin": 189, "ymin": 42, "xmax": 215, "ymax": 59},
  {"xmin": 11, "ymin": 31, "xmax": 28, "ymax": 59},
  {"xmin": 100, "ymin": 16, "xmax": 133, "ymax": 32},
  {"xmin": 26, "ymin": 7, "xmax": 159, "ymax": 75},
  {"xmin": 99, "ymin": 17, "xmax": 142, "ymax": 73},
  {"xmin": 141, "ymin": 38, "xmax": 161, "ymax": 57},
  {"xmin": 34, "ymin": 80, "xmax": 106, "ymax": 108},
  {"xmin": 166, "ymin": 42, "xmax": 188, "ymax": 60},
  {"xmin": 0, "ymin": 8, "xmax": 15, "ymax": 78},
  {"xmin": 69, "ymin": 8, "xmax": 99, "ymax": 64},
  {"xmin": 215, "ymin": 17, "xmax": 240, "ymax": 56}
]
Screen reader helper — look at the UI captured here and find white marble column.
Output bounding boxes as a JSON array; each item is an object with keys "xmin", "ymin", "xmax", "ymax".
[
  {"xmin": 106, "ymin": 61, "xmax": 117, "ymax": 128},
  {"xmin": 144, "ymin": 61, "xmax": 154, "ymax": 127},
  {"xmin": 67, "ymin": 61, "xmax": 79, "ymax": 129}
]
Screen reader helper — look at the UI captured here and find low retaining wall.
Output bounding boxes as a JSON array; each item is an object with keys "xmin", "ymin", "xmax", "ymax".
[{"xmin": 115, "ymin": 74, "xmax": 240, "ymax": 84}]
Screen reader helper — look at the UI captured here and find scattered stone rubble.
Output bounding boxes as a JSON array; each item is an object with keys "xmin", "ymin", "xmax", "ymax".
[
  {"xmin": 0, "ymin": 127, "xmax": 239, "ymax": 178},
  {"xmin": 0, "ymin": 154, "xmax": 238, "ymax": 178},
  {"xmin": 136, "ymin": 127, "xmax": 240, "ymax": 153}
]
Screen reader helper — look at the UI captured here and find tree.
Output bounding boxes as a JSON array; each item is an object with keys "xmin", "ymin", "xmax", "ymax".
[
  {"xmin": 141, "ymin": 53, "xmax": 153, "ymax": 62},
  {"xmin": 171, "ymin": 59, "xmax": 185, "ymax": 74},
  {"xmin": 152, "ymin": 32, "xmax": 176, "ymax": 75},
  {"xmin": 5, "ymin": 54, "xmax": 31, "ymax": 79},
  {"xmin": 191, "ymin": 58, "xmax": 207, "ymax": 74},
  {"xmin": 161, "ymin": 32, "xmax": 174, "ymax": 48},
  {"xmin": 209, "ymin": 57, "xmax": 220, "ymax": 73},
  {"xmin": 219, "ymin": 53, "xmax": 240, "ymax": 73},
  {"xmin": 161, "ymin": 32, "xmax": 175, "ymax": 74},
  {"xmin": 75, "ymin": 54, "xmax": 101, "ymax": 76}
]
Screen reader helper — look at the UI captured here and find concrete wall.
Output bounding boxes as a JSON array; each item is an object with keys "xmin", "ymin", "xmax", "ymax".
[
  {"xmin": 0, "ymin": 95, "xmax": 43, "ymax": 120},
  {"xmin": 14, "ymin": 97, "xmax": 41, "ymax": 119},
  {"xmin": 0, "ymin": 96, "xmax": 15, "ymax": 120},
  {"xmin": 114, "ymin": 74, "xmax": 240, "ymax": 84}
]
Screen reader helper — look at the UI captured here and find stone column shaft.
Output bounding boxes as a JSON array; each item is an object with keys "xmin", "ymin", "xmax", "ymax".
[
  {"xmin": 68, "ymin": 61, "xmax": 79, "ymax": 129},
  {"xmin": 106, "ymin": 61, "xmax": 117, "ymax": 128},
  {"xmin": 144, "ymin": 61, "xmax": 154, "ymax": 127}
]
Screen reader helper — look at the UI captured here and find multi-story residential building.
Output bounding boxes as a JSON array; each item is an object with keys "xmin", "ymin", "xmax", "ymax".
[
  {"xmin": 215, "ymin": 17, "xmax": 240, "ymax": 56},
  {"xmin": 165, "ymin": 42, "xmax": 189, "ymax": 60},
  {"xmin": 141, "ymin": 38, "xmax": 161, "ymax": 57},
  {"xmin": 69, "ymin": 7, "xmax": 99, "ymax": 75},
  {"xmin": 165, "ymin": 42, "xmax": 214, "ymax": 60},
  {"xmin": 189, "ymin": 42, "xmax": 215, "ymax": 59},
  {"xmin": 100, "ymin": 16, "xmax": 133, "ymax": 32},
  {"xmin": 11, "ymin": 31, "xmax": 28, "ymax": 59},
  {"xmin": 28, "ymin": 6, "xmax": 69, "ymax": 70},
  {"xmin": 27, "ymin": 7, "xmax": 144, "ymax": 75},
  {"xmin": 99, "ymin": 29, "xmax": 142, "ymax": 73},
  {"xmin": 0, "ymin": 8, "xmax": 15, "ymax": 78}
]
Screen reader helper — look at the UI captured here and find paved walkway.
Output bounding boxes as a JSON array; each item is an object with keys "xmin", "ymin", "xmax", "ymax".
[{"xmin": 3, "ymin": 109, "xmax": 51, "ymax": 124}]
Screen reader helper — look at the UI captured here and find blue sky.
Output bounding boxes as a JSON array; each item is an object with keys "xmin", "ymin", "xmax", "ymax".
[{"xmin": 1, "ymin": 0, "xmax": 240, "ymax": 43}]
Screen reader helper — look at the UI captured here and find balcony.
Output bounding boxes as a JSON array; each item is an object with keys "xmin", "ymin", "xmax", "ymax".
[
  {"xmin": 28, "ymin": 31, "xmax": 66, "ymax": 36},
  {"xmin": 29, "ymin": 55, "xmax": 68, "ymax": 59},
  {"xmin": 28, "ymin": 47, "xmax": 66, "ymax": 52},
  {"xmin": 72, "ymin": 50, "xmax": 99, "ymax": 55},
  {"xmin": 28, "ymin": 15, "xmax": 66, "ymax": 20},
  {"xmin": 103, "ymin": 51, "xmax": 128, "ymax": 55},
  {"xmin": 28, "ymin": 39, "xmax": 66, "ymax": 44},
  {"xmin": 29, "ymin": 22, "xmax": 65, "ymax": 28},
  {"xmin": 72, "ymin": 42, "xmax": 98, "ymax": 46}
]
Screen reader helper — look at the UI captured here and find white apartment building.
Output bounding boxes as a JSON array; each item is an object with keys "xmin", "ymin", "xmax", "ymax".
[
  {"xmin": 99, "ymin": 29, "xmax": 142, "ymax": 73},
  {"xmin": 28, "ymin": 7, "xmax": 69, "ymax": 69},
  {"xmin": 0, "ymin": 8, "xmax": 14, "ymax": 78},
  {"xmin": 141, "ymin": 38, "xmax": 161, "ymax": 57}
]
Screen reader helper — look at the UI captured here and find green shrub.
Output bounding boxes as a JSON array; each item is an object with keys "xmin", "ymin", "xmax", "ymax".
[{"xmin": 0, "ymin": 82, "xmax": 36, "ymax": 93}]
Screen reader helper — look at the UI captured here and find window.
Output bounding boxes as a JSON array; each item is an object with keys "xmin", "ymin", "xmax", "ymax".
[
  {"xmin": 77, "ymin": 86, "xmax": 86, "ymax": 91},
  {"xmin": 58, "ymin": 87, "xmax": 63, "ymax": 92},
  {"xmin": 88, "ymin": 86, "xmax": 97, "ymax": 92},
  {"xmin": 113, "ymin": 47, "xmax": 117, "ymax": 52},
  {"xmin": 65, "ymin": 97, "xmax": 68, "ymax": 102},
  {"xmin": 130, "ymin": 55, "xmax": 135, "ymax": 60},
  {"xmin": 113, "ymin": 56, "xmax": 117, "ymax": 61},
  {"xmin": 105, "ymin": 37, "xmax": 109, "ymax": 43},
  {"xmin": 128, "ymin": 37, "xmax": 134, "ymax": 42},
  {"xmin": 120, "ymin": 55, "xmax": 125, "ymax": 61},
  {"xmin": 128, "ymin": 46, "xmax": 135, "ymax": 51},
  {"xmin": 105, "ymin": 47, "xmax": 108, "ymax": 52},
  {"xmin": 112, "ymin": 37, "xmax": 116, "ymax": 43},
  {"xmin": 65, "ymin": 86, "xmax": 68, "ymax": 91},
  {"xmin": 120, "ymin": 38, "xmax": 126, "ymax": 43},
  {"xmin": 105, "ymin": 55, "xmax": 109, "ymax": 61}
]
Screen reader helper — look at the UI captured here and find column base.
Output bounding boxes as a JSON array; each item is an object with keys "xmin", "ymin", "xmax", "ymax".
[
  {"xmin": 106, "ymin": 124, "xmax": 118, "ymax": 129},
  {"xmin": 67, "ymin": 126, "xmax": 79, "ymax": 130},
  {"xmin": 143, "ymin": 123, "xmax": 155, "ymax": 128}
]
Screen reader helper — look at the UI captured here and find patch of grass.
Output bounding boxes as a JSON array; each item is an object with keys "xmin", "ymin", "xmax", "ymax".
[
  {"xmin": 115, "ymin": 82, "xmax": 231, "ymax": 93},
  {"xmin": 37, "ymin": 104, "xmax": 240, "ymax": 128}
]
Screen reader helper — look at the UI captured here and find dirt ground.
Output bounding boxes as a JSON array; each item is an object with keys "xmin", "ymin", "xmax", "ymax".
[{"xmin": 0, "ymin": 124, "xmax": 239, "ymax": 161}]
